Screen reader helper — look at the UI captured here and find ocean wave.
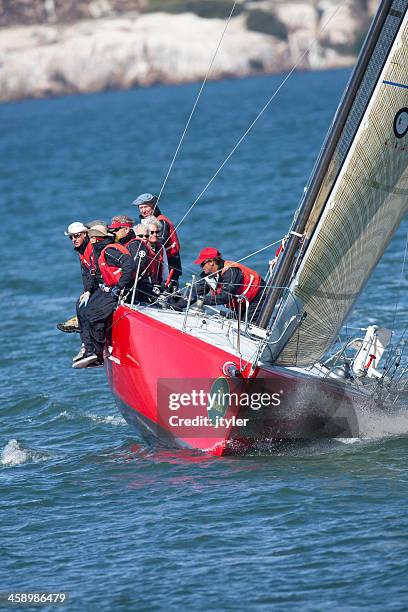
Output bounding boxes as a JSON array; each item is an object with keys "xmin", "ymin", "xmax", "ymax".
[
  {"xmin": 57, "ymin": 410, "xmax": 126, "ymax": 427},
  {"xmin": 0, "ymin": 439, "xmax": 51, "ymax": 467}
]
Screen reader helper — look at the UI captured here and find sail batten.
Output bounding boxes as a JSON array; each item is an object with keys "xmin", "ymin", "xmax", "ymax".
[{"xmin": 273, "ymin": 0, "xmax": 408, "ymax": 367}]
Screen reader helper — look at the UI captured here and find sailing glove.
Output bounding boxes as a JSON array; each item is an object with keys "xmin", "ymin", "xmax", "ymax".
[{"xmin": 78, "ymin": 291, "xmax": 90, "ymax": 308}]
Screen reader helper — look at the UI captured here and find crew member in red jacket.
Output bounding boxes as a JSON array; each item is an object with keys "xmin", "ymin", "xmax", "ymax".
[
  {"xmin": 170, "ymin": 248, "xmax": 266, "ymax": 326},
  {"xmin": 132, "ymin": 193, "xmax": 182, "ymax": 289},
  {"xmin": 74, "ymin": 224, "xmax": 135, "ymax": 369}
]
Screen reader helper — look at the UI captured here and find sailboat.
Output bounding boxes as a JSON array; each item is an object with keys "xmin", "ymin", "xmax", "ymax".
[{"xmin": 105, "ymin": 0, "xmax": 408, "ymax": 455}]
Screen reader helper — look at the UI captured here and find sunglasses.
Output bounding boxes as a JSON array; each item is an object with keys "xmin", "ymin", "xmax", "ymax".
[
  {"xmin": 137, "ymin": 234, "xmax": 149, "ymax": 238},
  {"xmin": 69, "ymin": 233, "xmax": 84, "ymax": 240},
  {"xmin": 149, "ymin": 230, "xmax": 160, "ymax": 235},
  {"xmin": 200, "ymin": 259, "xmax": 212, "ymax": 267}
]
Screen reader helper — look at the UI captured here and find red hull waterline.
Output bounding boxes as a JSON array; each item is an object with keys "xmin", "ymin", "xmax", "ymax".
[{"xmin": 106, "ymin": 305, "xmax": 360, "ymax": 456}]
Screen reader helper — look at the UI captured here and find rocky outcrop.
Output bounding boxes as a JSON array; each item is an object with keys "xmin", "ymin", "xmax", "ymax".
[
  {"xmin": 0, "ymin": 1, "xmax": 377, "ymax": 102},
  {"xmin": 0, "ymin": 0, "xmax": 147, "ymax": 27}
]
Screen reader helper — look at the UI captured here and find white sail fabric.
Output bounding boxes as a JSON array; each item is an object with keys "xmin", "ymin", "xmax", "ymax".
[{"xmin": 276, "ymin": 2, "xmax": 408, "ymax": 366}]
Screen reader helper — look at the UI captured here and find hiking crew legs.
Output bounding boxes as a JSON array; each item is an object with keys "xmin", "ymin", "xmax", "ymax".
[{"xmin": 77, "ymin": 288, "xmax": 117, "ymax": 357}]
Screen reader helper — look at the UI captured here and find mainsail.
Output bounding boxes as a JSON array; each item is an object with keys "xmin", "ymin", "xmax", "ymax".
[{"xmin": 271, "ymin": 0, "xmax": 408, "ymax": 367}]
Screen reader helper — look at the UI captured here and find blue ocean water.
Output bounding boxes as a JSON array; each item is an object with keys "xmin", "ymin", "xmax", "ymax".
[{"xmin": 1, "ymin": 69, "xmax": 407, "ymax": 610}]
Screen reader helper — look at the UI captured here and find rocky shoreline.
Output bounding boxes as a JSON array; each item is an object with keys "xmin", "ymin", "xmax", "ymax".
[{"xmin": 0, "ymin": 2, "xmax": 376, "ymax": 103}]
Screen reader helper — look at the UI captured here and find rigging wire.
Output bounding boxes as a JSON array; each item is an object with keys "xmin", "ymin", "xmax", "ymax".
[
  {"xmin": 168, "ymin": 0, "xmax": 347, "ymax": 237},
  {"xmin": 137, "ymin": 0, "xmax": 347, "ymax": 285},
  {"xmin": 235, "ymin": 239, "xmax": 281, "ymax": 265},
  {"xmin": 156, "ymin": 1, "xmax": 239, "ymax": 207},
  {"xmin": 381, "ymin": 230, "xmax": 408, "ymax": 373},
  {"xmin": 390, "ymin": 231, "xmax": 408, "ymax": 342},
  {"xmin": 131, "ymin": 2, "xmax": 239, "ymax": 284},
  {"xmin": 184, "ymin": 237, "xmax": 281, "ymax": 279},
  {"xmin": 179, "ymin": 238, "xmax": 282, "ymax": 288},
  {"xmin": 121, "ymin": 0, "xmax": 364, "ymax": 340}
]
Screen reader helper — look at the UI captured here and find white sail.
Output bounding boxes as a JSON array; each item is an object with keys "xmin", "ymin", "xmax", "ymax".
[{"xmin": 274, "ymin": 0, "xmax": 408, "ymax": 367}]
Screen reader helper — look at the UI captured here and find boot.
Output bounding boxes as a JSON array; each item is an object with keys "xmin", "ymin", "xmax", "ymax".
[
  {"xmin": 72, "ymin": 352, "xmax": 98, "ymax": 369},
  {"xmin": 57, "ymin": 316, "xmax": 80, "ymax": 333}
]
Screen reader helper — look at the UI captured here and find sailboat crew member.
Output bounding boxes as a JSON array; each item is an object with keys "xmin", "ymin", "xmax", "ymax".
[
  {"xmin": 141, "ymin": 216, "xmax": 170, "ymax": 289},
  {"xmin": 74, "ymin": 224, "xmax": 136, "ymax": 369},
  {"xmin": 108, "ymin": 215, "xmax": 154, "ymax": 302},
  {"xmin": 57, "ymin": 221, "xmax": 93, "ymax": 334},
  {"xmin": 132, "ymin": 193, "xmax": 182, "ymax": 289},
  {"xmin": 65, "ymin": 221, "xmax": 94, "ymax": 279},
  {"xmin": 171, "ymin": 248, "xmax": 266, "ymax": 326}
]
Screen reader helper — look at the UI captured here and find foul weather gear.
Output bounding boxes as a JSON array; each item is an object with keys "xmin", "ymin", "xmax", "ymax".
[
  {"xmin": 194, "ymin": 260, "xmax": 266, "ymax": 325},
  {"xmin": 97, "ymin": 243, "xmax": 135, "ymax": 289},
  {"xmin": 213, "ymin": 261, "xmax": 262, "ymax": 309}
]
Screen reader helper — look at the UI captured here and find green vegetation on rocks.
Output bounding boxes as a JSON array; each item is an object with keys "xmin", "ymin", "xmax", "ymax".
[
  {"xmin": 146, "ymin": 0, "xmax": 244, "ymax": 19},
  {"xmin": 246, "ymin": 9, "xmax": 288, "ymax": 40}
]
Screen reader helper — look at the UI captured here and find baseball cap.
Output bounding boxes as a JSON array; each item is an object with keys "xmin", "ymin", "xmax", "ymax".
[
  {"xmin": 88, "ymin": 224, "xmax": 113, "ymax": 238},
  {"xmin": 85, "ymin": 220, "xmax": 107, "ymax": 229},
  {"xmin": 108, "ymin": 220, "xmax": 134, "ymax": 230},
  {"xmin": 64, "ymin": 222, "xmax": 88, "ymax": 236},
  {"xmin": 194, "ymin": 247, "xmax": 221, "ymax": 265}
]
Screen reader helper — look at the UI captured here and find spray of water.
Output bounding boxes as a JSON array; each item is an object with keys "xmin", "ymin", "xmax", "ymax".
[{"xmin": 1, "ymin": 439, "xmax": 51, "ymax": 467}]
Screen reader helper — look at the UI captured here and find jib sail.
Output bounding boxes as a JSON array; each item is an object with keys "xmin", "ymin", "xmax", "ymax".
[{"xmin": 270, "ymin": 0, "xmax": 408, "ymax": 366}]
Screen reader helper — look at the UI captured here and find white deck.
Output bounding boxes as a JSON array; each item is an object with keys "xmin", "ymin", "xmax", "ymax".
[
  {"xmin": 133, "ymin": 303, "xmax": 262, "ymax": 363},
  {"xmin": 124, "ymin": 303, "xmax": 338, "ymax": 382}
]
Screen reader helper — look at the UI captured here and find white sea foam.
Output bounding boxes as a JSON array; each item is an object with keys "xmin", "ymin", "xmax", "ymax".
[
  {"xmin": 357, "ymin": 407, "xmax": 408, "ymax": 439},
  {"xmin": 1, "ymin": 439, "xmax": 31, "ymax": 466},
  {"xmin": 57, "ymin": 410, "xmax": 125, "ymax": 426},
  {"xmin": 1, "ymin": 439, "xmax": 51, "ymax": 467},
  {"xmin": 84, "ymin": 413, "xmax": 127, "ymax": 426}
]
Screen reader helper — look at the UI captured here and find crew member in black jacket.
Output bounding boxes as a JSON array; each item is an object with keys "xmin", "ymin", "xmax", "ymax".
[
  {"xmin": 107, "ymin": 215, "xmax": 154, "ymax": 302},
  {"xmin": 58, "ymin": 221, "xmax": 92, "ymax": 333},
  {"xmin": 132, "ymin": 193, "xmax": 182, "ymax": 289},
  {"xmin": 170, "ymin": 247, "xmax": 266, "ymax": 326},
  {"xmin": 74, "ymin": 225, "xmax": 135, "ymax": 369}
]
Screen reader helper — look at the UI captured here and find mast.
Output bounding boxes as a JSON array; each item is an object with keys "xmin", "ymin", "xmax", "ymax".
[
  {"xmin": 261, "ymin": 0, "xmax": 408, "ymax": 367},
  {"xmin": 257, "ymin": 0, "xmax": 396, "ymax": 330}
]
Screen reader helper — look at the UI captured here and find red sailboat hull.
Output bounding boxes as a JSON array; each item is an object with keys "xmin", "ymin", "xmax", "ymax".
[{"xmin": 106, "ymin": 305, "xmax": 361, "ymax": 455}]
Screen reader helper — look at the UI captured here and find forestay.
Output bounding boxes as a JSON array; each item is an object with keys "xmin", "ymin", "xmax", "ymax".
[{"xmin": 275, "ymin": 0, "xmax": 408, "ymax": 367}]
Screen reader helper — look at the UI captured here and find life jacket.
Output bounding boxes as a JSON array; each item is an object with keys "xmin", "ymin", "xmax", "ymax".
[
  {"xmin": 98, "ymin": 243, "xmax": 131, "ymax": 287},
  {"xmin": 78, "ymin": 241, "xmax": 95, "ymax": 271},
  {"xmin": 156, "ymin": 214, "xmax": 180, "ymax": 258},
  {"xmin": 211, "ymin": 261, "xmax": 261, "ymax": 311},
  {"xmin": 147, "ymin": 243, "xmax": 164, "ymax": 284}
]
